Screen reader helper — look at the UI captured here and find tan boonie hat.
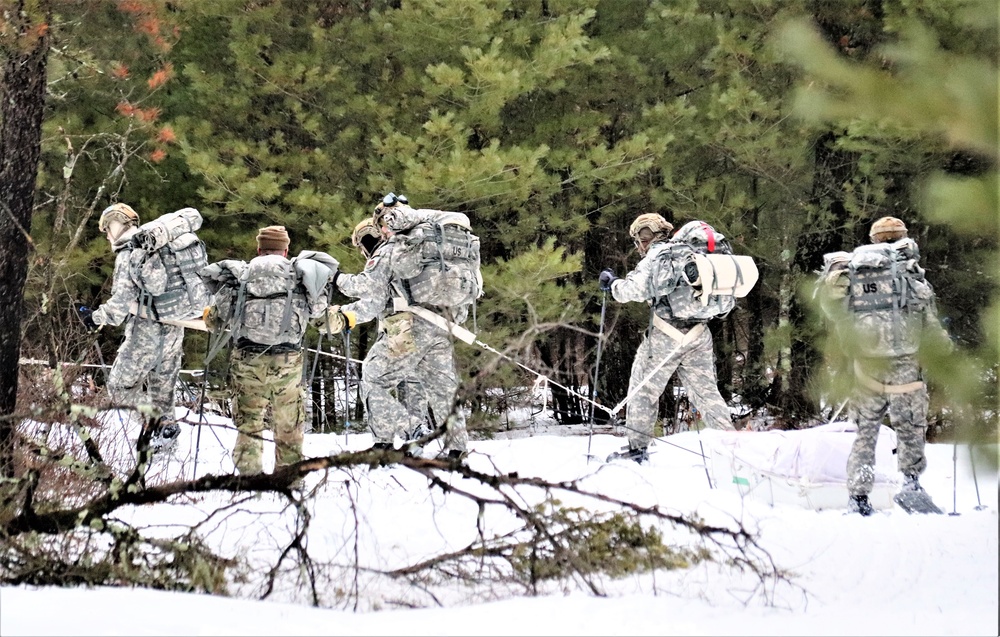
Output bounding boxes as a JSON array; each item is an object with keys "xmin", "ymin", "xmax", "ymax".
[
  {"xmin": 869, "ymin": 216, "xmax": 907, "ymax": 243},
  {"xmin": 98, "ymin": 203, "xmax": 140, "ymax": 233},
  {"xmin": 629, "ymin": 213, "xmax": 674, "ymax": 241},
  {"xmin": 256, "ymin": 225, "xmax": 290, "ymax": 252}
]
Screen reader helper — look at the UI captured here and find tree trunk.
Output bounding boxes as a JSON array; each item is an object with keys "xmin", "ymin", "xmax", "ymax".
[{"xmin": 0, "ymin": 6, "xmax": 51, "ymax": 477}]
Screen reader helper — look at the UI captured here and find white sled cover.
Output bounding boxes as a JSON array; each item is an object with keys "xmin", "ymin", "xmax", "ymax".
[{"xmin": 704, "ymin": 422, "xmax": 901, "ymax": 511}]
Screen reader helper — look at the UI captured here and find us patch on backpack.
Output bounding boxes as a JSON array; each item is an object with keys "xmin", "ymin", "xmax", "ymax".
[
  {"xmin": 837, "ymin": 238, "xmax": 935, "ymax": 356},
  {"xmin": 392, "ymin": 209, "xmax": 483, "ymax": 313}
]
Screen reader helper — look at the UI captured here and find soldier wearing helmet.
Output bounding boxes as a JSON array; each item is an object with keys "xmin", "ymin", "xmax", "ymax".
[
  {"xmin": 326, "ymin": 193, "xmax": 470, "ymax": 459},
  {"xmin": 352, "ymin": 218, "xmax": 384, "ymax": 260},
  {"xmin": 339, "ymin": 215, "xmax": 431, "ymax": 444},
  {"xmin": 628, "ymin": 213, "xmax": 674, "ymax": 256},
  {"xmin": 597, "ymin": 212, "xmax": 736, "ymax": 464},
  {"xmin": 817, "ymin": 215, "xmax": 951, "ymax": 516},
  {"xmin": 869, "ymin": 216, "xmax": 908, "ymax": 243},
  {"xmin": 78, "ymin": 202, "xmax": 183, "ymax": 453}
]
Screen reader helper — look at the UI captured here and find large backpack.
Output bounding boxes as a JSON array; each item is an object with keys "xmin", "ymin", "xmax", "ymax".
[
  {"xmin": 824, "ymin": 238, "xmax": 935, "ymax": 357},
  {"xmin": 649, "ymin": 221, "xmax": 758, "ymax": 321},
  {"xmin": 129, "ymin": 207, "xmax": 211, "ymax": 321},
  {"xmin": 201, "ymin": 251, "xmax": 337, "ymax": 359},
  {"xmin": 389, "ymin": 209, "xmax": 483, "ymax": 317}
]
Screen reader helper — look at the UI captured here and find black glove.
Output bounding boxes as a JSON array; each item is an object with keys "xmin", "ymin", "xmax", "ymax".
[
  {"xmin": 77, "ymin": 305, "xmax": 98, "ymax": 332},
  {"xmin": 599, "ymin": 268, "xmax": 618, "ymax": 291}
]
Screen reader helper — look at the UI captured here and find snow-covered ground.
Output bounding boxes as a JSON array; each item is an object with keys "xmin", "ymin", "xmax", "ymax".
[{"xmin": 1, "ymin": 406, "xmax": 997, "ymax": 636}]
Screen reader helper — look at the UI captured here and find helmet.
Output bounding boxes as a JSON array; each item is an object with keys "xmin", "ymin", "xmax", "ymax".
[
  {"xmin": 629, "ymin": 213, "xmax": 673, "ymax": 241},
  {"xmin": 869, "ymin": 216, "xmax": 907, "ymax": 243},
  {"xmin": 352, "ymin": 218, "xmax": 383, "ymax": 259},
  {"xmin": 628, "ymin": 213, "xmax": 673, "ymax": 254},
  {"xmin": 98, "ymin": 203, "xmax": 140, "ymax": 233}
]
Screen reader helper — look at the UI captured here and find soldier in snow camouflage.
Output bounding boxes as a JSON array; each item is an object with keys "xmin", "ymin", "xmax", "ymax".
[
  {"xmin": 599, "ymin": 213, "xmax": 734, "ymax": 463},
  {"xmin": 821, "ymin": 216, "xmax": 951, "ymax": 515},
  {"xmin": 86, "ymin": 203, "xmax": 183, "ymax": 449},
  {"xmin": 338, "ymin": 219, "xmax": 431, "ymax": 441},
  {"xmin": 326, "ymin": 199, "xmax": 469, "ymax": 459}
]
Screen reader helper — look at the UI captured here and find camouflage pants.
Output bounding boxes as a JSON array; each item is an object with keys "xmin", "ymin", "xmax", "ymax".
[
  {"xmin": 230, "ymin": 349, "xmax": 306, "ymax": 474},
  {"xmin": 847, "ymin": 355, "xmax": 928, "ymax": 497},
  {"xmin": 107, "ymin": 318, "xmax": 184, "ymax": 424},
  {"xmin": 625, "ymin": 322, "xmax": 733, "ymax": 450},
  {"xmin": 362, "ymin": 313, "xmax": 468, "ymax": 451}
]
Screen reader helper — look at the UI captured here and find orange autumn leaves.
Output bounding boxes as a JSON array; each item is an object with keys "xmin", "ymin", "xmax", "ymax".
[
  {"xmin": 113, "ymin": 62, "xmax": 176, "ymax": 163},
  {"xmin": 112, "ymin": 0, "xmax": 179, "ymax": 162},
  {"xmin": 116, "ymin": 0, "xmax": 178, "ymax": 54}
]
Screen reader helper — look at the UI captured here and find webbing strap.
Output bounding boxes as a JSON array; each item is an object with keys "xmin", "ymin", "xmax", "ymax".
[
  {"xmin": 652, "ymin": 313, "xmax": 706, "ymax": 343},
  {"xmin": 277, "ymin": 260, "xmax": 296, "ymax": 336},
  {"xmin": 853, "ymin": 360, "xmax": 924, "ymax": 394},
  {"xmin": 700, "ymin": 221, "xmax": 715, "ymax": 253}
]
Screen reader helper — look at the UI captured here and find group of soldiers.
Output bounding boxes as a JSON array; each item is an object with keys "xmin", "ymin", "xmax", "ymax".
[
  {"xmin": 84, "ymin": 198, "xmax": 949, "ymax": 513},
  {"xmin": 83, "ymin": 195, "xmax": 469, "ymax": 479},
  {"xmin": 599, "ymin": 213, "xmax": 948, "ymax": 514}
]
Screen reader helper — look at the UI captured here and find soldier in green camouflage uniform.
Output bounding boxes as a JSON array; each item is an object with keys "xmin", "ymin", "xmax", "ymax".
[
  {"xmin": 203, "ymin": 226, "xmax": 332, "ymax": 475},
  {"xmin": 83, "ymin": 203, "xmax": 183, "ymax": 449},
  {"xmin": 599, "ymin": 214, "xmax": 735, "ymax": 464},
  {"xmin": 821, "ymin": 217, "xmax": 951, "ymax": 515},
  {"xmin": 328, "ymin": 201, "xmax": 469, "ymax": 459}
]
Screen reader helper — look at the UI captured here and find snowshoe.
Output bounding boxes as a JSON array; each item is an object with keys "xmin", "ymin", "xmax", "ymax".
[
  {"xmin": 436, "ymin": 448, "xmax": 468, "ymax": 462},
  {"xmin": 847, "ymin": 494, "xmax": 874, "ymax": 517},
  {"xmin": 893, "ymin": 476, "xmax": 943, "ymax": 515},
  {"xmin": 147, "ymin": 421, "xmax": 180, "ymax": 457},
  {"xmin": 606, "ymin": 445, "xmax": 650, "ymax": 465},
  {"xmin": 402, "ymin": 441, "xmax": 425, "ymax": 458}
]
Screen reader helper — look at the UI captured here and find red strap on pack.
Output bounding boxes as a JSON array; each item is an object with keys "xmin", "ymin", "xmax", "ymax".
[{"xmin": 700, "ymin": 221, "xmax": 715, "ymax": 253}]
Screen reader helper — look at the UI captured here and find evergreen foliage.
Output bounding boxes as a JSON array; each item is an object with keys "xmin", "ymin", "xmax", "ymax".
[{"xmin": 7, "ymin": 0, "xmax": 996, "ymax": 436}]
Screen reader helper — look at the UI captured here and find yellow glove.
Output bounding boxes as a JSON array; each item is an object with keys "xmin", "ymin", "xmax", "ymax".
[
  {"xmin": 324, "ymin": 305, "xmax": 357, "ymax": 335},
  {"xmin": 202, "ymin": 305, "xmax": 219, "ymax": 331}
]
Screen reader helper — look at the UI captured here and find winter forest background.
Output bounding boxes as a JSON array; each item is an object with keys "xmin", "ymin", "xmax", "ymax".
[{"xmin": 0, "ymin": 0, "xmax": 997, "ymax": 623}]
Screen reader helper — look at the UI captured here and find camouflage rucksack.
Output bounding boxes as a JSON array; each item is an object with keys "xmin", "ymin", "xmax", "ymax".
[
  {"xmin": 201, "ymin": 251, "xmax": 337, "ymax": 362},
  {"xmin": 822, "ymin": 238, "xmax": 936, "ymax": 357},
  {"xmin": 649, "ymin": 221, "xmax": 758, "ymax": 321},
  {"xmin": 388, "ymin": 208, "xmax": 483, "ymax": 320},
  {"xmin": 129, "ymin": 207, "xmax": 211, "ymax": 321}
]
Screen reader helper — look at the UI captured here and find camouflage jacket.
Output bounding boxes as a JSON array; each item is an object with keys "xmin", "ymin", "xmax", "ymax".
[
  {"xmin": 92, "ymin": 228, "xmax": 144, "ymax": 327},
  {"xmin": 609, "ymin": 240, "xmax": 679, "ymax": 318},
  {"xmin": 339, "ymin": 239, "xmax": 399, "ymax": 325}
]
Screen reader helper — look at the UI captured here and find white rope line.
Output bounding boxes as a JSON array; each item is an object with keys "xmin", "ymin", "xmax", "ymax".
[{"xmin": 19, "ymin": 342, "xmax": 364, "ymax": 376}]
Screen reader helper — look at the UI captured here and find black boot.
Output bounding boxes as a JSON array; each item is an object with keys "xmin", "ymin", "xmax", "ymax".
[
  {"xmin": 149, "ymin": 419, "xmax": 180, "ymax": 454},
  {"xmin": 848, "ymin": 494, "xmax": 874, "ymax": 516},
  {"xmin": 606, "ymin": 446, "xmax": 649, "ymax": 465}
]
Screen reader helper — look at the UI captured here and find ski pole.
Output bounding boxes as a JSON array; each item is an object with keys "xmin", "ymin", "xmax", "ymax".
[
  {"xmin": 308, "ymin": 329, "xmax": 325, "ymax": 433},
  {"xmin": 949, "ymin": 438, "xmax": 959, "ymax": 516},
  {"xmin": 77, "ymin": 306, "xmax": 137, "ymax": 465},
  {"xmin": 309, "ymin": 329, "xmax": 325, "ymax": 389},
  {"xmin": 586, "ymin": 290, "xmax": 609, "ymax": 463},
  {"xmin": 343, "ymin": 328, "xmax": 352, "ymax": 444},
  {"xmin": 969, "ymin": 444, "xmax": 986, "ymax": 511},
  {"xmin": 192, "ymin": 337, "xmax": 211, "ymax": 480}
]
